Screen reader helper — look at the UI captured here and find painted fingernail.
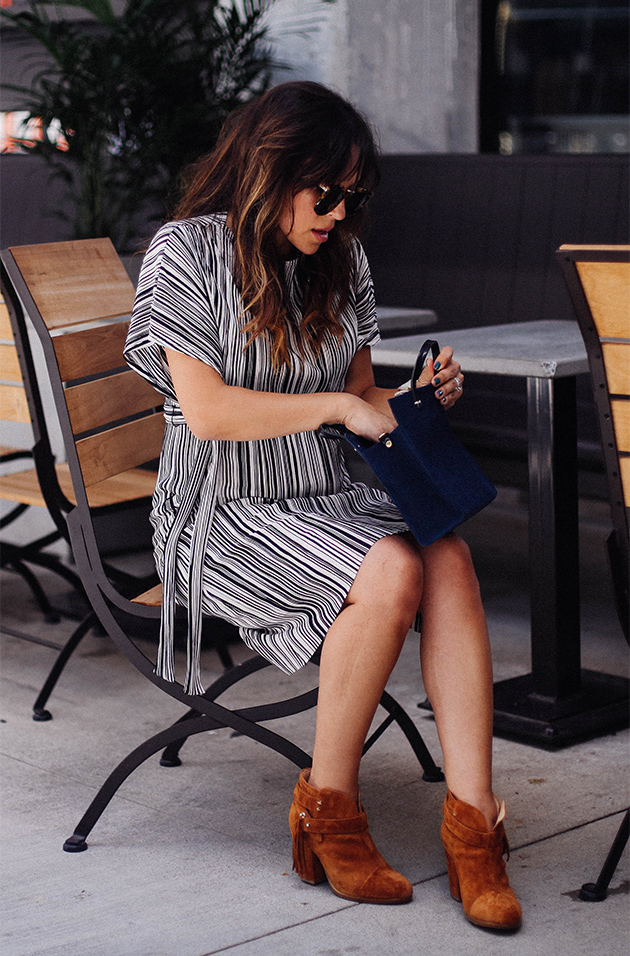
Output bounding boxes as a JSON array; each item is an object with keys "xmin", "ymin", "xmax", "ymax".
[
  {"xmin": 433, "ymin": 361, "xmax": 441, "ymax": 371},
  {"xmin": 437, "ymin": 389, "xmax": 444, "ymax": 397},
  {"xmin": 433, "ymin": 377, "xmax": 441, "ymax": 386},
  {"xmin": 441, "ymin": 397, "xmax": 447, "ymax": 404}
]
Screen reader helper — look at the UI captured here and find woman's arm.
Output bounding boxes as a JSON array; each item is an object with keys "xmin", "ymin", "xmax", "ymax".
[{"xmin": 164, "ymin": 348, "xmax": 395, "ymax": 442}]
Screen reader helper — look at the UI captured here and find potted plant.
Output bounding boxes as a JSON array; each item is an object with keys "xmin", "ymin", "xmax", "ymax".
[{"xmin": 2, "ymin": 0, "xmax": 284, "ymax": 251}]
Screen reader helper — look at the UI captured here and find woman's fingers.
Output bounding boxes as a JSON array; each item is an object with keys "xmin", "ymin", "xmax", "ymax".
[
  {"xmin": 435, "ymin": 367, "xmax": 464, "ymax": 407},
  {"xmin": 417, "ymin": 346, "xmax": 453, "ymax": 386},
  {"xmin": 416, "ymin": 346, "xmax": 464, "ymax": 407}
]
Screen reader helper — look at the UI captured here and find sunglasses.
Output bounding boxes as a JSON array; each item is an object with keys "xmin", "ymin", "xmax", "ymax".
[{"xmin": 314, "ymin": 183, "xmax": 373, "ymax": 216}]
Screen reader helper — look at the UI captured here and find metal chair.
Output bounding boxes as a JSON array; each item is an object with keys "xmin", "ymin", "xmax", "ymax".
[
  {"xmin": 1, "ymin": 242, "xmax": 169, "ymax": 720},
  {"xmin": 558, "ymin": 243, "xmax": 630, "ymax": 901},
  {"xmin": 0, "ymin": 292, "xmax": 86, "ymax": 623},
  {"xmin": 1, "ymin": 237, "xmax": 444, "ymax": 855}
]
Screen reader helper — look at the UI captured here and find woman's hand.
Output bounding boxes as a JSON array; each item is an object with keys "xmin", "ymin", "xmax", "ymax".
[
  {"xmin": 417, "ymin": 346, "xmax": 464, "ymax": 409},
  {"xmin": 340, "ymin": 394, "xmax": 397, "ymax": 442}
]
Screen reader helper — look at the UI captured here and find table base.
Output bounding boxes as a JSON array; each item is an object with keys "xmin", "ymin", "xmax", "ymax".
[
  {"xmin": 490, "ymin": 670, "xmax": 629, "ymax": 747},
  {"xmin": 419, "ymin": 670, "xmax": 628, "ymax": 747}
]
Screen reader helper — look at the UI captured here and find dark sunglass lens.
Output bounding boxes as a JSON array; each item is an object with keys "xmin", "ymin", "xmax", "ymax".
[
  {"xmin": 345, "ymin": 191, "xmax": 370, "ymax": 214},
  {"xmin": 314, "ymin": 185, "xmax": 345, "ymax": 215}
]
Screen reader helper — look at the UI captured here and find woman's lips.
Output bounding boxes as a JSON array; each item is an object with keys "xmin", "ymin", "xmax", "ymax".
[{"xmin": 312, "ymin": 229, "xmax": 330, "ymax": 242}]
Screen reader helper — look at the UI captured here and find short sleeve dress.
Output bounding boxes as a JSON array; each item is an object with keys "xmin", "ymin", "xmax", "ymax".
[{"xmin": 124, "ymin": 214, "xmax": 410, "ymax": 694}]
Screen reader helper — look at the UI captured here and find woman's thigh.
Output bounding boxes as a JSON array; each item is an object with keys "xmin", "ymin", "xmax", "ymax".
[{"xmin": 344, "ymin": 533, "xmax": 424, "ymax": 617}]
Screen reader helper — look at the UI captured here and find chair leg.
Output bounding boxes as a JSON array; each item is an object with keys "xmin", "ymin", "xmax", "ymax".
[
  {"xmin": 32, "ymin": 612, "xmax": 97, "ymax": 721},
  {"xmin": 216, "ymin": 640, "xmax": 234, "ymax": 670},
  {"xmin": 157, "ymin": 637, "xmax": 236, "ymax": 765},
  {"xmin": 22, "ymin": 549, "xmax": 86, "ymax": 600},
  {"xmin": 63, "ymin": 705, "xmax": 313, "ymax": 852},
  {"xmin": 63, "ymin": 714, "xmax": 220, "ymax": 852},
  {"xmin": 579, "ymin": 810, "xmax": 630, "ymax": 902},
  {"xmin": 2, "ymin": 554, "xmax": 60, "ymax": 623},
  {"xmin": 159, "ymin": 708, "xmax": 201, "ymax": 767},
  {"xmin": 367, "ymin": 688, "xmax": 444, "ymax": 782},
  {"xmin": 160, "ymin": 680, "xmax": 445, "ymax": 779},
  {"xmin": 2, "ymin": 535, "xmax": 89, "ymax": 621}
]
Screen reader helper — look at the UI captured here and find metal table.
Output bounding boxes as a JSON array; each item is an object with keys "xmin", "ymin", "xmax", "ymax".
[
  {"xmin": 375, "ymin": 306, "xmax": 437, "ymax": 338},
  {"xmin": 372, "ymin": 320, "xmax": 629, "ymax": 746}
]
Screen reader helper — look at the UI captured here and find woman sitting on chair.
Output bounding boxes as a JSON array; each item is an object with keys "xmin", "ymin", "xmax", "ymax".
[{"xmin": 124, "ymin": 80, "xmax": 521, "ymax": 931}]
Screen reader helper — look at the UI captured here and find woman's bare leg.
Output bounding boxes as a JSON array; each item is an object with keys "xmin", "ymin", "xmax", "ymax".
[
  {"xmin": 310, "ymin": 531, "xmax": 496, "ymax": 827},
  {"xmin": 418, "ymin": 535, "xmax": 496, "ymax": 826},
  {"xmin": 310, "ymin": 534, "xmax": 424, "ymax": 801}
]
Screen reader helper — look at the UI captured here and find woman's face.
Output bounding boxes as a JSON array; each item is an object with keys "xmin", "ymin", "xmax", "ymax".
[{"xmin": 276, "ymin": 154, "xmax": 360, "ymax": 257}]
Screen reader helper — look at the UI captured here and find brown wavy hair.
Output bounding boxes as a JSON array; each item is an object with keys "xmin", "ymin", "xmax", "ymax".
[{"xmin": 172, "ymin": 81, "xmax": 380, "ymax": 369}]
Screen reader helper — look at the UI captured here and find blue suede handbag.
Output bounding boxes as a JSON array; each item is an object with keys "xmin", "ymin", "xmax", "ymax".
[{"xmin": 324, "ymin": 340, "xmax": 497, "ymax": 546}]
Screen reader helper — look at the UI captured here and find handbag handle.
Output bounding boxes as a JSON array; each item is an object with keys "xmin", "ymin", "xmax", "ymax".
[
  {"xmin": 411, "ymin": 339, "xmax": 440, "ymax": 405},
  {"xmin": 320, "ymin": 339, "xmax": 441, "ymax": 440}
]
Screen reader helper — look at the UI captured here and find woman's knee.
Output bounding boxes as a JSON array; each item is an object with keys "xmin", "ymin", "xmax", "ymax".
[
  {"xmin": 426, "ymin": 532, "xmax": 471, "ymax": 561},
  {"xmin": 422, "ymin": 534, "xmax": 480, "ymax": 589},
  {"xmin": 350, "ymin": 535, "xmax": 424, "ymax": 617}
]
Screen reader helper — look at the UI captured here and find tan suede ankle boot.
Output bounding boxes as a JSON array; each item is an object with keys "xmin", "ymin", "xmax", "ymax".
[
  {"xmin": 289, "ymin": 769, "xmax": 413, "ymax": 904},
  {"xmin": 441, "ymin": 790, "xmax": 522, "ymax": 930}
]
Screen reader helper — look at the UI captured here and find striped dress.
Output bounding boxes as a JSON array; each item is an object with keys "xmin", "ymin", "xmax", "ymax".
[{"xmin": 124, "ymin": 214, "xmax": 409, "ymax": 694}]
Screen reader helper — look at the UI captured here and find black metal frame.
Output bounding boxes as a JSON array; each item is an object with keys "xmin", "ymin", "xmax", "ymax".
[
  {"xmin": 1, "ymin": 243, "xmax": 443, "ymax": 855},
  {"xmin": 0, "ymin": 445, "xmax": 80, "ymax": 624},
  {"xmin": 557, "ymin": 245, "xmax": 630, "ymax": 901}
]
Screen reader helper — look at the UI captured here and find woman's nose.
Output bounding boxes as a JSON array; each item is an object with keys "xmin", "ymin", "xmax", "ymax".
[{"xmin": 331, "ymin": 200, "xmax": 346, "ymax": 221}]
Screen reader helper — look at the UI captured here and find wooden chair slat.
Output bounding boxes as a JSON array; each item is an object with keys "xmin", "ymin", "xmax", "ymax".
[
  {"xmin": 65, "ymin": 370, "xmax": 162, "ymax": 435},
  {"xmin": 620, "ymin": 457, "xmax": 630, "ymax": 507},
  {"xmin": 76, "ymin": 412, "xmax": 164, "ymax": 486},
  {"xmin": 611, "ymin": 400, "xmax": 630, "ymax": 453},
  {"xmin": 0, "ymin": 299, "xmax": 12, "ymax": 339},
  {"xmin": 601, "ymin": 343, "xmax": 630, "ymax": 396},
  {"xmin": 84, "ymin": 467, "xmax": 157, "ymax": 507},
  {"xmin": 9, "ymin": 239, "xmax": 135, "ymax": 330},
  {"xmin": 53, "ymin": 320, "xmax": 130, "ymax": 382},
  {"xmin": 0, "ymin": 444, "xmax": 27, "ymax": 458},
  {"xmin": 0, "ymin": 466, "xmax": 60, "ymax": 507},
  {"xmin": 0, "ymin": 461, "xmax": 156, "ymax": 508},
  {"xmin": 0, "ymin": 343, "xmax": 23, "ymax": 383},
  {"xmin": 576, "ymin": 261, "xmax": 630, "ymax": 340},
  {"xmin": 0, "ymin": 382, "xmax": 30, "ymax": 423},
  {"xmin": 132, "ymin": 582, "xmax": 163, "ymax": 606}
]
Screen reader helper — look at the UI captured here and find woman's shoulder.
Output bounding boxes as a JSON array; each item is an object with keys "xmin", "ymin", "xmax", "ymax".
[
  {"xmin": 150, "ymin": 213, "xmax": 231, "ymax": 251},
  {"xmin": 141, "ymin": 214, "xmax": 234, "ymax": 284},
  {"xmin": 347, "ymin": 237, "xmax": 371, "ymax": 285}
]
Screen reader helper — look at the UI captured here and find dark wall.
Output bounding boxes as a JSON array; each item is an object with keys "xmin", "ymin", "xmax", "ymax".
[
  {"xmin": 0, "ymin": 154, "xmax": 75, "ymax": 248},
  {"xmin": 0, "ymin": 153, "xmax": 159, "ymax": 250},
  {"xmin": 363, "ymin": 154, "xmax": 629, "ymax": 331}
]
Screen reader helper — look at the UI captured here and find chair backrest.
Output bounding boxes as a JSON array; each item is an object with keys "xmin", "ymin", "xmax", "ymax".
[
  {"xmin": 1, "ymin": 239, "xmax": 164, "ymax": 569},
  {"xmin": 0, "ymin": 293, "xmax": 31, "ymax": 429},
  {"xmin": 558, "ymin": 244, "xmax": 629, "ymax": 636},
  {"xmin": 0, "ymin": 284, "xmax": 74, "ymax": 531}
]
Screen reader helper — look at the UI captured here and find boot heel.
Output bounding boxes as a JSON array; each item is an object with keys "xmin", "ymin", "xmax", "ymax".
[
  {"xmin": 445, "ymin": 851, "xmax": 461, "ymax": 901},
  {"xmin": 295, "ymin": 840, "xmax": 326, "ymax": 886}
]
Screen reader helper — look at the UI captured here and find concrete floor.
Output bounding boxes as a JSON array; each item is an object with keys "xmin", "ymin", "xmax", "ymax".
[{"xmin": 1, "ymin": 488, "xmax": 628, "ymax": 956}]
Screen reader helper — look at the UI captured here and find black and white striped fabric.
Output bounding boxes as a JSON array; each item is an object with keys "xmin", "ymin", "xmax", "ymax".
[{"xmin": 125, "ymin": 214, "xmax": 410, "ymax": 694}]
